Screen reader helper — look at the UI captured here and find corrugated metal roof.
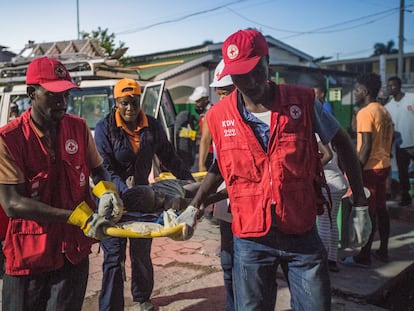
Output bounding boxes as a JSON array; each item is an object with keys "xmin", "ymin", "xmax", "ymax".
[
  {"xmin": 129, "ymin": 52, "xmax": 214, "ymax": 81},
  {"xmin": 11, "ymin": 39, "xmax": 106, "ymax": 65}
]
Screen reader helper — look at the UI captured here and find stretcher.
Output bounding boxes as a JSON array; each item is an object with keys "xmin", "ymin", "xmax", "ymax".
[
  {"xmin": 100, "ymin": 172, "xmax": 212, "ymax": 240},
  {"xmin": 105, "ymin": 223, "xmax": 185, "ymax": 239},
  {"xmin": 104, "ymin": 208, "xmax": 189, "ymax": 240}
]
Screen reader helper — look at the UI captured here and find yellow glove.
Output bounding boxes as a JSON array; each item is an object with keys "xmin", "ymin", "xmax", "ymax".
[
  {"xmin": 93, "ymin": 181, "xmax": 125, "ymax": 223},
  {"xmin": 68, "ymin": 201, "xmax": 112, "ymax": 240}
]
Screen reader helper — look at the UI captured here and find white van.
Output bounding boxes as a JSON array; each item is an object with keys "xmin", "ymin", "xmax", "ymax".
[
  {"xmin": 1, "ymin": 79, "xmax": 172, "ymax": 133},
  {"xmin": 0, "ymin": 79, "xmax": 196, "ymax": 169}
]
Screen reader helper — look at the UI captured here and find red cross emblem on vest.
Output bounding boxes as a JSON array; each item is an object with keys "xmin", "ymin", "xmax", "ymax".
[
  {"xmin": 289, "ymin": 105, "xmax": 302, "ymax": 120},
  {"xmin": 65, "ymin": 139, "xmax": 79, "ymax": 154}
]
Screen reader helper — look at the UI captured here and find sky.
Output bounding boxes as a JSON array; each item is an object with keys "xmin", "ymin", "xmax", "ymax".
[{"xmin": 1, "ymin": 0, "xmax": 414, "ymax": 61}]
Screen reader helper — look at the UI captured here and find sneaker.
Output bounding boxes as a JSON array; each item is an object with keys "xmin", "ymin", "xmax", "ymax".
[{"xmin": 136, "ymin": 301, "xmax": 154, "ymax": 311}]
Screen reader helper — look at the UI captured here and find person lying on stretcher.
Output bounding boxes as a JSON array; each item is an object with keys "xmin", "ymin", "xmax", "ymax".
[{"xmin": 94, "ymin": 178, "xmax": 227, "ymax": 241}]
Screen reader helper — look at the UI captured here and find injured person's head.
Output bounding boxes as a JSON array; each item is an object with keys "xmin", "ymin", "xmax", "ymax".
[
  {"xmin": 122, "ymin": 185, "xmax": 165, "ymax": 213},
  {"xmin": 122, "ymin": 179, "xmax": 191, "ymax": 214}
]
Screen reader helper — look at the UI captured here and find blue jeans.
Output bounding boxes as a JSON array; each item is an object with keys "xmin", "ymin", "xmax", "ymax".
[
  {"xmin": 220, "ymin": 220, "xmax": 235, "ymax": 311},
  {"xmin": 2, "ymin": 257, "xmax": 88, "ymax": 311},
  {"xmin": 99, "ymin": 237, "xmax": 153, "ymax": 311},
  {"xmin": 233, "ymin": 226, "xmax": 330, "ymax": 311}
]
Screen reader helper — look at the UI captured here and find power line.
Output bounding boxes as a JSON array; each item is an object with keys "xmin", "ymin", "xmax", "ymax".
[
  {"xmin": 227, "ymin": 6, "xmax": 399, "ymax": 37},
  {"xmin": 225, "ymin": 4, "xmax": 303, "ymax": 34},
  {"xmin": 280, "ymin": 7, "xmax": 400, "ymax": 39},
  {"xmin": 115, "ymin": 0, "xmax": 248, "ymax": 35},
  {"xmin": 225, "ymin": 4, "xmax": 406, "ymax": 59}
]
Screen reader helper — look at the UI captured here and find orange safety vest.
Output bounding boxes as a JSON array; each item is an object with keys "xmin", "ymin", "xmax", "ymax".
[
  {"xmin": 207, "ymin": 83, "xmax": 324, "ymax": 237},
  {"xmin": 0, "ymin": 110, "xmax": 96, "ymax": 275}
]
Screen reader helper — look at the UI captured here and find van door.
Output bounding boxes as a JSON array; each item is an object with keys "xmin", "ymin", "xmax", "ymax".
[
  {"xmin": 141, "ymin": 80, "xmax": 196, "ymax": 169},
  {"xmin": 141, "ymin": 80, "xmax": 176, "ymax": 142}
]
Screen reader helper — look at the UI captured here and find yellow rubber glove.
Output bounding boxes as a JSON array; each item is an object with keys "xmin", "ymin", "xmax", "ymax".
[
  {"xmin": 68, "ymin": 201, "xmax": 111, "ymax": 240},
  {"xmin": 93, "ymin": 181, "xmax": 125, "ymax": 223}
]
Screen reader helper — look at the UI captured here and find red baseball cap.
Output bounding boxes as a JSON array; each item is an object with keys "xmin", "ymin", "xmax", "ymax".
[
  {"xmin": 26, "ymin": 57, "xmax": 78, "ymax": 92},
  {"xmin": 219, "ymin": 29, "xmax": 269, "ymax": 79}
]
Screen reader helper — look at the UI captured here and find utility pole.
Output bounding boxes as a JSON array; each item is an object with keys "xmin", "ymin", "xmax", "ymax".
[
  {"xmin": 77, "ymin": 0, "xmax": 80, "ymax": 39},
  {"xmin": 398, "ymin": 0, "xmax": 405, "ymax": 79}
]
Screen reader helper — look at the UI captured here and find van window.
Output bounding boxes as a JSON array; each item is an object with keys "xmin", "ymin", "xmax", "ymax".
[
  {"xmin": 141, "ymin": 84, "xmax": 161, "ymax": 118},
  {"xmin": 68, "ymin": 86, "xmax": 114, "ymax": 129},
  {"xmin": 161, "ymin": 91, "xmax": 176, "ymax": 129},
  {"xmin": 4, "ymin": 86, "xmax": 114, "ymax": 128},
  {"xmin": 9, "ymin": 95, "xmax": 31, "ymax": 121},
  {"xmin": 141, "ymin": 83, "xmax": 176, "ymax": 129}
]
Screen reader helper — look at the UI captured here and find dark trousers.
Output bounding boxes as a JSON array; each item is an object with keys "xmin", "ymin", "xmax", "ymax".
[
  {"xmin": 2, "ymin": 257, "xmax": 89, "ymax": 311},
  {"xmin": 396, "ymin": 146, "xmax": 414, "ymax": 201},
  {"xmin": 220, "ymin": 220, "xmax": 235, "ymax": 311},
  {"xmin": 99, "ymin": 237, "xmax": 153, "ymax": 311},
  {"xmin": 359, "ymin": 168, "xmax": 390, "ymax": 257}
]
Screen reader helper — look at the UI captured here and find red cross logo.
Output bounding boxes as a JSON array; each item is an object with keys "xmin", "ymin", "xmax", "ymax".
[
  {"xmin": 227, "ymin": 44, "xmax": 239, "ymax": 60},
  {"xmin": 65, "ymin": 139, "xmax": 79, "ymax": 154},
  {"xmin": 54, "ymin": 64, "xmax": 68, "ymax": 79},
  {"xmin": 289, "ymin": 105, "xmax": 302, "ymax": 120}
]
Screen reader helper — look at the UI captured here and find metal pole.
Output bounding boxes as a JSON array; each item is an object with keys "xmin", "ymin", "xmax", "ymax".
[
  {"xmin": 77, "ymin": 0, "xmax": 80, "ymax": 39},
  {"xmin": 398, "ymin": 0, "xmax": 405, "ymax": 79}
]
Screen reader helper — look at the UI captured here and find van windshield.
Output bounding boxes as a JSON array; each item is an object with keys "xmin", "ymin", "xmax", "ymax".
[
  {"xmin": 68, "ymin": 86, "xmax": 114, "ymax": 129},
  {"xmin": 6, "ymin": 86, "xmax": 115, "ymax": 129}
]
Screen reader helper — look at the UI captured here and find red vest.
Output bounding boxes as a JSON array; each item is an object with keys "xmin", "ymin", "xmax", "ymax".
[
  {"xmin": 0, "ymin": 110, "xmax": 96, "ymax": 275},
  {"xmin": 207, "ymin": 83, "xmax": 322, "ymax": 237}
]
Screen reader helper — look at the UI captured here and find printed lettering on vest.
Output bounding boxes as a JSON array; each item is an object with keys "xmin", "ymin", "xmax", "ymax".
[
  {"xmin": 222, "ymin": 119, "xmax": 235, "ymax": 127},
  {"xmin": 222, "ymin": 119, "xmax": 236, "ymax": 137}
]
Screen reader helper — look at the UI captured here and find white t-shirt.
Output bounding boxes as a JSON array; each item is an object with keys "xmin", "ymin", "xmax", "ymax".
[{"xmin": 385, "ymin": 92, "xmax": 414, "ymax": 148}]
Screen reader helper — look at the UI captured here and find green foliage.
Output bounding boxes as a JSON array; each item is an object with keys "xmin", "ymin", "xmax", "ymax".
[
  {"xmin": 372, "ymin": 40, "xmax": 398, "ymax": 56},
  {"xmin": 81, "ymin": 27, "xmax": 126, "ymax": 58}
]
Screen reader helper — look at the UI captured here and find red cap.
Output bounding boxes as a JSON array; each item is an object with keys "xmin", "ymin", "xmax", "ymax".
[
  {"xmin": 219, "ymin": 29, "xmax": 269, "ymax": 79},
  {"xmin": 26, "ymin": 57, "xmax": 78, "ymax": 92}
]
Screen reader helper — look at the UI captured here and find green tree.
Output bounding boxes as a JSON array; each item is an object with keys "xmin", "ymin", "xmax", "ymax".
[
  {"xmin": 81, "ymin": 27, "xmax": 127, "ymax": 59},
  {"xmin": 372, "ymin": 40, "xmax": 398, "ymax": 56}
]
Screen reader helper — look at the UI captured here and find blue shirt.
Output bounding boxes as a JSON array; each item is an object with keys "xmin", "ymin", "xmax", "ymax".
[{"xmin": 322, "ymin": 101, "xmax": 334, "ymax": 116}]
